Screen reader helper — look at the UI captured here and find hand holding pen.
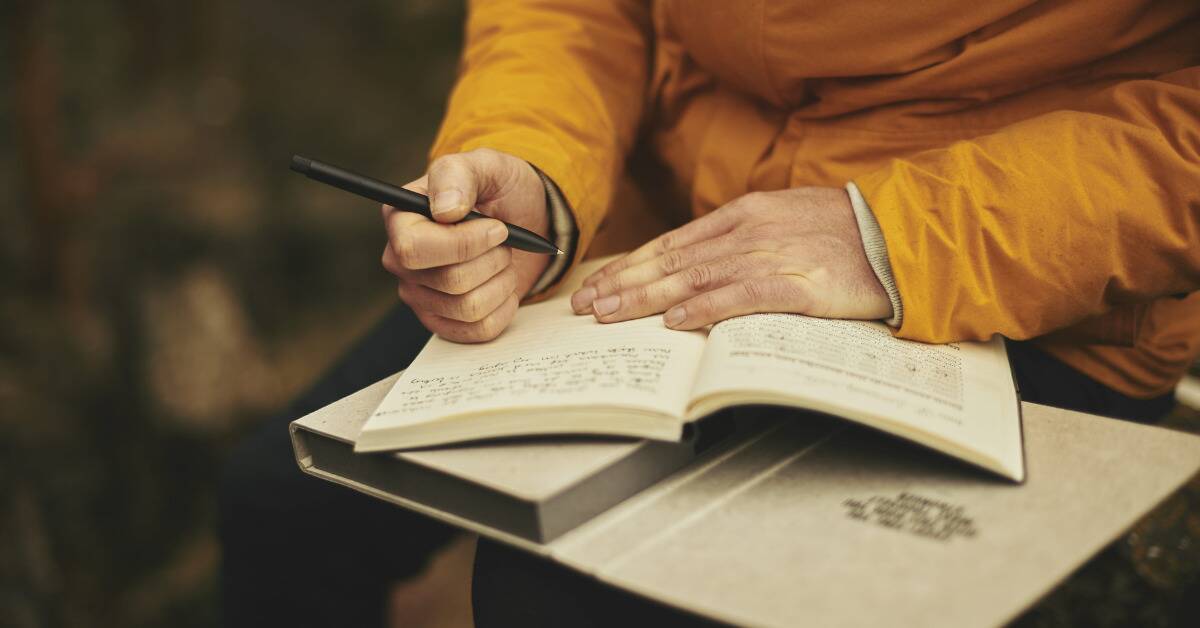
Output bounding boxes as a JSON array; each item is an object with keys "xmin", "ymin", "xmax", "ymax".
[{"xmin": 292, "ymin": 149, "xmax": 559, "ymax": 343}]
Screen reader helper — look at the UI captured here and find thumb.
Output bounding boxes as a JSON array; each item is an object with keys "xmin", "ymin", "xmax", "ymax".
[{"xmin": 425, "ymin": 153, "xmax": 479, "ymax": 223}]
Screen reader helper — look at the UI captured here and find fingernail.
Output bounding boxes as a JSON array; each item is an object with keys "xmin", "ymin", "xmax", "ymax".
[
  {"xmin": 431, "ymin": 190, "xmax": 463, "ymax": 216},
  {"xmin": 572, "ymin": 286, "xmax": 597, "ymax": 313},
  {"xmin": 664, "ymin": 307, "xmax": 685, "ymax": 328},
  {"xmin": 592, "ymin": 295, "xmax": 620, "ymax": 317},
  {"xmin": 488, "ymin": 223, "xmax": 508, "ymax": 245}
]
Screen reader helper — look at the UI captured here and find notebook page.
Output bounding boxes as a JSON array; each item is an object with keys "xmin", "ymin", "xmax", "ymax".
[
  {"xmin": 689, "ymin": 314, "xmax": 1022, "ymax": 479},
  {"xmin": 362, "ymin": 294, "xmax": 708, "ymax": 437}
]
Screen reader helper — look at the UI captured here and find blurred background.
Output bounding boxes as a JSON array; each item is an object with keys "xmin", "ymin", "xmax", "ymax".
[{"xmin": 1, "ymin": 1, "xmax": 1198, "ymax": 627}]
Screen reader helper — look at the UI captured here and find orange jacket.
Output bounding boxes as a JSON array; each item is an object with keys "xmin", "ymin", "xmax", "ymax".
[{"xmin": 430, "ymin": 0, "xmax": 1200, "ymax": 399}]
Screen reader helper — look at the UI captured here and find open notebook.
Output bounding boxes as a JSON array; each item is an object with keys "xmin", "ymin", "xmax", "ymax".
[{"xmin": 356, "ymin": 258, "xmax": 1024, "ymax": 481}]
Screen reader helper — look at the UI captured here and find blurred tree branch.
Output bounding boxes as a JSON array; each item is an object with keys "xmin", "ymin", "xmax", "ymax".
[{"xmin": 10, "ymin": 0, "xmax": 99, "ymax": 314}]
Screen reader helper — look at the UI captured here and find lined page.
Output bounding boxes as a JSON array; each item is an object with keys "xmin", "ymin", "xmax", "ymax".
[
  {"xmin": 361, "ymin": 285, "xmax": 708, "ymax": 441},
  {"xmin": 689, "ymin": 314, "xmax": 1022, "ymax": 479}
]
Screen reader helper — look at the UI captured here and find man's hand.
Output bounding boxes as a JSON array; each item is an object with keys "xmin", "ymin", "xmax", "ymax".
[
  {"xmin": 570, "ymin": 187, "xmax": 892, "ymax": 329},
  {"xmin": 381, "ymin": 148, "xmax": 551, "ymax": 343}
]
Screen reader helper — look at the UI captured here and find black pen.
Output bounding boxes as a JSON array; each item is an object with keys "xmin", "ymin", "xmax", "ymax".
[{"xmin": 290, "ymin": 154, "xmax": 562, "ymax": 255}]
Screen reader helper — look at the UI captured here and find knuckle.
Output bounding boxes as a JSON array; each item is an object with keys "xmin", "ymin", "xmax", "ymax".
[
  {"xmin": 684, "ymin": 265, "xmax": 713, "ymax": 292},
  {"xmin": 696, "ymin": 293, "xmax": 719, "ymax": 316},
  {"xmin": 474, "ymin": 227, "xmax": 495, "ymax": 253},
  {"xmin": 500, "ymin": 267, "xmax": 518, "ymax": 293},
  {"xmin": 601, "ymin": 273, "xmax": 622, "ymax": 294},
  {"xmin": 455, "ymin": 292, "xmax": 484, "ymax": 322},
  {"xmin": 394, "ymin": 235, "xmax": 421, "ymax": 268},
  {"xmin": 587, "ymin": 264, "xmax": 617, "ymax": 288},
  {"xmin": 741, "ymin": 280, "xmax": 766, "ymax": 304},
  {"xmin": 630, "ymin": 286, "xmax": 651, "ymax": 308},
  {"xmin": 440, "ymin": 325, "xmax": 474, "ymax": 344},
  {"xmin": 447, "ymin": 327, "xmax": 476, "ymax": 343},
  {"xmin": 660, "ymin": 250, "xmax": 686, "ymax": 274},
  {"xmin": 456, "ymin": 234, "xmax": 475, "ymax": 262},
  {"xmin": 472, "ymin": 314, "xmax": 504, "ymax": 342},
  {"xmin": 656, "ymin": 232, "xmax": 676, "ymax": 254},
  {"xmin": 442, "ymin": 265, "xmax": 472, "ymax": 295}
]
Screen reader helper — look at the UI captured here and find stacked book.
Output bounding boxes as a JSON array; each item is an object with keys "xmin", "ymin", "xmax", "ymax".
[{"xmin": 292, "ymin": 260, "xmax": 1200, "ymax": 627}]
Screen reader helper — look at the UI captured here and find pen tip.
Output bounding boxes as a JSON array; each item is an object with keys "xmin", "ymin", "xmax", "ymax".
[{"xmin": 556, "ymin": 248, "xmax": 565, "ymax": 255}]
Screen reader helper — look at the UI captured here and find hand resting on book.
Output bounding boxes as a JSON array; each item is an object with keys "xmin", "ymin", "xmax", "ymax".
[{"xmin": 571, "ymin": 186, "xmax": 892, "ymax": 330}]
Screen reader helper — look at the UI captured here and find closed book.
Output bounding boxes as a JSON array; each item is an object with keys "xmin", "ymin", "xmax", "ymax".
[{"xmin": 293, "ymin": 391, "xmax": 1200, "ymax": 627}]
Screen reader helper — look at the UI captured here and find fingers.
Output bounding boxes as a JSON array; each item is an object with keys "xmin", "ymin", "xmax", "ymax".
[
  {"xmin": 382, "ymin": 242, "xmax": 512, "ymax": 296},
  {"xmin": 426, "ymin": 154, "xmax": 478, "ymax": 222},
  {"xmin": 381, "ymin": 176, "xmax": 429, "ymax": 223},
  {"xmin": 425, "ymin": 149, "xmax": 507, "ymax": 222},
  {"xmin": 381, "ymin": 231, "xmax": 518, "ymax": 343},
  {"xmin": 385, "ymin": 210, "xmax": 508, "ymax": 270},
  {"xmin": 398, "ymin": 266, "xmax": 518, "ymax": 323},
  {"xmin": 380, "ymin": 150, "xmax": 532, "ymax": 343},
  {"xmin": 571, "ymin": 234, "xmax": 744, "ymax": 314},
  {"xmin": 663, "ymin": 276, "xmax": 813, "ymax": 330},
  {"xmin": 581, "ymin": 207, "xmax": 741, "ymax": 289},
  {"xmin": 414, "ymin": 293, "xmax": 520, "ymax": 344},
  {"xmin": 419, "ymin": 245, "xmax": 512, "ymax": 294},
  {"xmin": 588, "ymin": 254, "xmax": 769, "ymax": 323}
]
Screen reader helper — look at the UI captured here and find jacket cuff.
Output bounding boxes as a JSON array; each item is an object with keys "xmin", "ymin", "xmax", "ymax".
[
  {"xmin": 846, "ymin": 182, "xmax": 903, "ymax": 327},
  {"xmin": 529, "ymin": 165, "xmax": 578, "ymax": 296}
]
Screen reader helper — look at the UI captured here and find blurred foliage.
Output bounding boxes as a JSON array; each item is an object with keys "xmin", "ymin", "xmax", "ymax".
[
  {"xmin": 2, "ymin": 1, "xmax": 464, "ymax": 626},
  {"xmin": 1, "ymin": 1, "xmax": 1198, "ymax": 627}
]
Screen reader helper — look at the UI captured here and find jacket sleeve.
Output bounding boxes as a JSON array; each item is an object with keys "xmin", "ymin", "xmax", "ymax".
[
  {"xmin": 429, "ymin": 0, "xmax": 652, "ymax": 281},
  {"xmin": 854, "ymin": 67, "xmax": 1200, "ymax": 343}
]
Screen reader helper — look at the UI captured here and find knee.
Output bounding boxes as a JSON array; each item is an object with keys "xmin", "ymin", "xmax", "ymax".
[
  {"xmin": 472, "ymin": 539, "xmax": 565, "ymax": 627},
  {"xmin": 471, "ymin": 539, "xmax": 615, "ymax": 628},
  {"xmin": 472, "ymin": 539, "xmax": 723, "ymax": 628},
  {"xmin": 217, "ymin": 415, "xmax": 309, "ymax": 547}
]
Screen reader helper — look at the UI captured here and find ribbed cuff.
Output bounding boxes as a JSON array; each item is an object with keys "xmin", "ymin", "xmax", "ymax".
[
  {"xmin": 846, "ymin": 181, "xmax": 903, "ymax": 328},
  {"xmin": 529, "ymin": 165, "xmax": 578, "ymax": 296}
]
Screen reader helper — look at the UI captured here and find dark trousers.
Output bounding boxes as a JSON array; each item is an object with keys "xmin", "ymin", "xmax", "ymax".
[{"xmin": 218, "ymin": 304, "xmax": 1174, "ymax": 627}]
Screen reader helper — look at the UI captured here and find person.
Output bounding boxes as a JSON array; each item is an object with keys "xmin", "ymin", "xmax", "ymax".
[{"xmin": 220, "ymin": 1, "xmax": 1200, "ymax": 625}]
